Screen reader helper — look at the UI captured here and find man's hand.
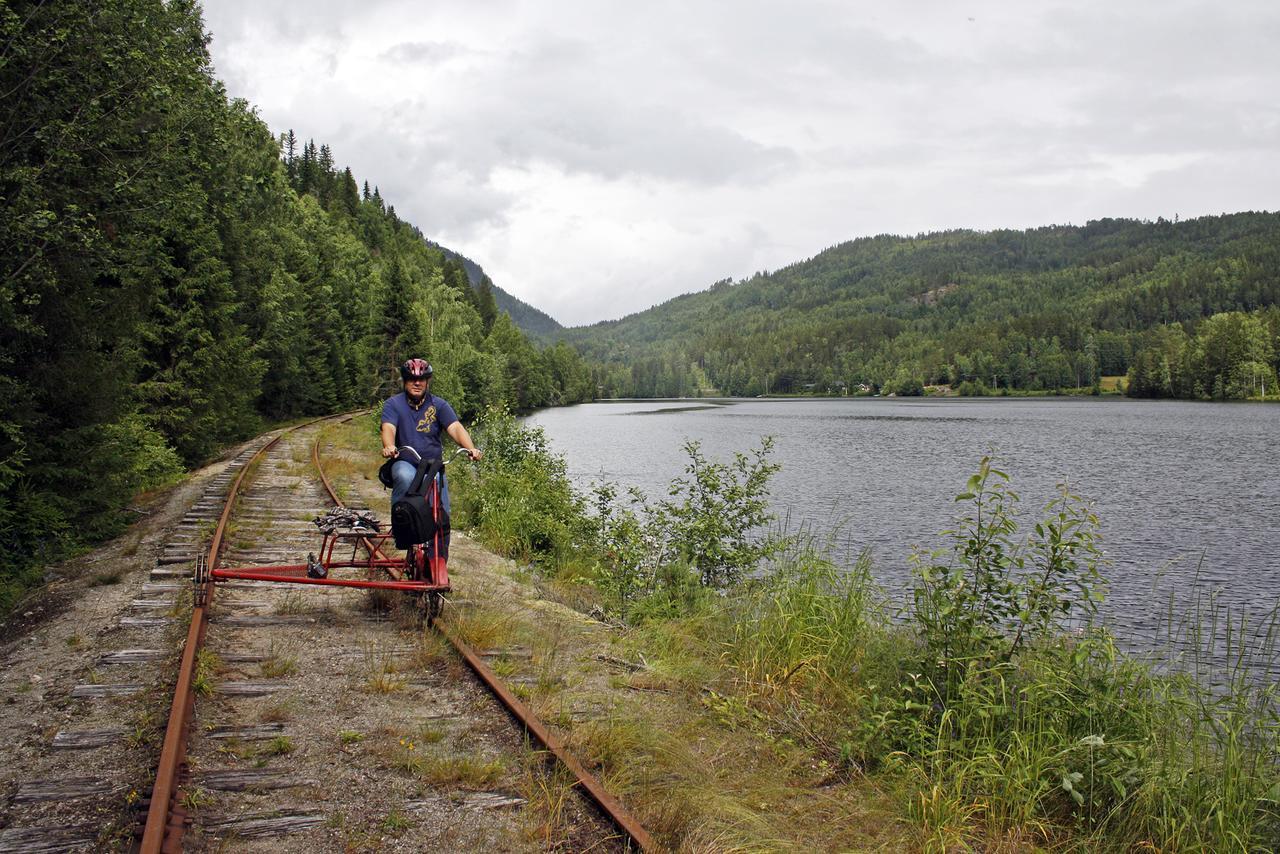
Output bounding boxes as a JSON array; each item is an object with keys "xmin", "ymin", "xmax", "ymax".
[
  {"xmin": 466, "ymin": 448, "xmax": 483, "ymax": 462},
  {"xmin": 381, "ymin": 446, "xmax": 397, "ymax": 459}
]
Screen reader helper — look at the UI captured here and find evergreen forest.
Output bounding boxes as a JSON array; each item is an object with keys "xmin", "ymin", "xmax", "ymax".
[
  {"xmin": 0, "ymin": 0, "xmax": 592, "ymax": 609},
  {"xmin": 563, "ymin": 214, "xmax": 1280, "ymax": 400}
]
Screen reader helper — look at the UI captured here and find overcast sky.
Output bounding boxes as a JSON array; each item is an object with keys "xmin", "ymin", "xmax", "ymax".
[{"xmin": 201, "ymin": 0, "xmax": 1280, "ymax": 327}]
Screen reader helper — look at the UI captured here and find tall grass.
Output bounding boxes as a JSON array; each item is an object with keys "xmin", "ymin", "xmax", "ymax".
[{"xmin": 713, "ymin": 499, "xmax": 1280, "ymax": 851}]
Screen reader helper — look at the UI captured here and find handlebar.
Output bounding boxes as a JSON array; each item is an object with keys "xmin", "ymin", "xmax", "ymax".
[
  {"xmin": 443, "ymin": 447, "xmax": 476, "ymax": 465},
  {"xmin": 395, "ymin": 446, "xmax": 479, "ymax": 466}
]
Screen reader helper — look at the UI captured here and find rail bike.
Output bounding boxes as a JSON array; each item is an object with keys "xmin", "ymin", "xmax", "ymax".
[{"xmin": 192, "ymin": 446, "xmax": 472, "ymax": 622}]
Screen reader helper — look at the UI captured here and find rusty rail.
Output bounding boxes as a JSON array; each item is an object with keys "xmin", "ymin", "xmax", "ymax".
[
  {"xmin": 140, "ymin": 430, "xmax": 284, "ymax": 852},
  {"xmin": 437, "ymin": 621, "xmax": 656, "ymax": 851},
  {"xmin": 140, "ymin": 415, "xmax": 339, "ymax": 853}
]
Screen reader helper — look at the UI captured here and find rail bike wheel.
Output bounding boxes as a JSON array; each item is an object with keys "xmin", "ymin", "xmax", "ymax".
[
  {"xmin": 407, "ymin": 588, "xmax": 442, "ymax": 625},
  {"xmin": 191, "ymin": 554, "xmax": 209, "ymax": 607},
  {"xmin": 407, "ymin": 544, "xmax": 427, "ymax": 580},
  {"xmin": 402, "ymin": 545, "xmax": 432, "ymax": 625}
]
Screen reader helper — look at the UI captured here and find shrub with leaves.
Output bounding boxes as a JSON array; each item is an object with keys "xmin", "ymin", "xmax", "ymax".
[
  {"xmin": 657, "ymin": 437, "xmax": 789, "ymax": 588},
  {"xmin": 456, "ymin": 417, "xmax": 788, "ymax": 618},
  {"xmin": 453, "ymin": 408, "xmax": 586, "ymax": 564},
  {"xmin": 590, "ymin": 482, "xmax": 659, "ymax": 619},
  {"xmin": 910, "ymin": 456, "xmax": 1105, "ymax": 703}
]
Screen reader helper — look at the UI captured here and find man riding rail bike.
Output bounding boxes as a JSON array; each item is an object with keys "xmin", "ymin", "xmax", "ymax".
[{"xmin": 379, "ymin": 358, "xmax": 482, "ymax": 559}]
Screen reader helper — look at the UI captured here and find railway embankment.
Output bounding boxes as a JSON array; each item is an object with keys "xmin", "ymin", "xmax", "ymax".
[{"xmin": 0, "ymin": 422, "xmax": 635, "ymax": 851}]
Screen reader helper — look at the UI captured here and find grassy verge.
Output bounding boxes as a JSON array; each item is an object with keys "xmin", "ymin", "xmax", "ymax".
[{"xmin": 439, "ymin": 410, "xmax": 1280, "ymax": 851}]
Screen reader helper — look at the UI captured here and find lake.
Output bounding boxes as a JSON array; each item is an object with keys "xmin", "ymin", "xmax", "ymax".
[{"xmin": 526, "ymin": 397, "xmax": 1280, "ymax": 670}]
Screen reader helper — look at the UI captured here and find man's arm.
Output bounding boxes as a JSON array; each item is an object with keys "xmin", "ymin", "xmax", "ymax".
[
  {"xmin": 381, "ymin": 421, "xmax": 397, "ymax": 458},
  {"xmin": 445, "ymin": 421, "xmax": 483, "ymax": 461}
]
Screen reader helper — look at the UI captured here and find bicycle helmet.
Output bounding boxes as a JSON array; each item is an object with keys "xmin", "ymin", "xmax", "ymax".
[{"xmin": 400, "ymin": 358, "xmax": 433, "ymax": 382}]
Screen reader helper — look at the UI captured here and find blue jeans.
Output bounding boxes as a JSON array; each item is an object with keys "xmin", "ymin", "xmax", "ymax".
[{"xmin": 390, "ymin": 460, "xmax": 450, "ymax": 512}]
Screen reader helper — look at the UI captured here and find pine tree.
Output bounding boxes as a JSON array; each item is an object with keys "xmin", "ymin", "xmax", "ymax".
[
  {"xmin": 317, "ymin": 143, "xmax": 334, "ymax": 204},
  {"xmin": 476, "ymin": 275, "xmax": 499, "ymax": 334},
  {"xmin": 281, "ymin": 129, "xmax": 298, "ymax": 183},
  {"xmin": 442, "ymin": 259, "xmax": 476, "ymax": 307},
  {"xmin": 377, "ymin": 257, "xmax": 414, "ymax": 365},
  {"xmin": 339, "ymin": 167, "xmax": 359, "ymax": 217},
  {"xmin": 298, "ymin": 140, "xmax": 316, "ymax": 195}
]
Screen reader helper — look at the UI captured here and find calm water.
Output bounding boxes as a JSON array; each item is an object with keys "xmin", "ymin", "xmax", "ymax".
[{"xmin": 527, "ymin": 398, "xmax": 1280, "ymax": 667}]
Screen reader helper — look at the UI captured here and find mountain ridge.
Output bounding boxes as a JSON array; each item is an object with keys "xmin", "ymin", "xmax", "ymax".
[
  {"xmin": 425, "ymin": 240, "xmax": 563, "ymax": 336},
  {"xmin": 554, "ymin": 211, "xmax": 1280, "ymax": 398}
]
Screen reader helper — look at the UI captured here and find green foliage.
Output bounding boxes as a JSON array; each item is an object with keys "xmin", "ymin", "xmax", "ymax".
[
  {"xmin": 708, "ymin": 462, "xmax": 1280, "ymax": 851},
  {"xmin": 589, "ymin": 483, "xmax": 657, "ymax": 618},
  {"xmin": 564, "ymin": 215, "xmax": 1280, "ymax": 399},
  {"xmin": 1128, "ymin": 309, "xmax": 1278, "ymax": 399},
  {"xmin": 454, "ymin": 414, "xmax": 787, "ymax": 618},
  {"xmin": 953, "ymin": 379, "xmax": 990, "ymax": 396},
  {"xmin": 452, "ymin": 409, "xmax": 586, "ymax": 565},
  {"xmin": 657, "ymin": 438, "xmax": 788, "ymax": 588},
  {"xmin": 583, "ymin": 436, "xmax": 789, "ymax": 615},
  {"xmin": 910, "ymin": 457, "xmax": 1105, "ymax": 703},
  {"xmin": 888, "ymin": 370, "xmax": 925, "ymax": 397},
  {"xmin": 725, "ymin": 546, "xmax": 882, "ymax": 701}
]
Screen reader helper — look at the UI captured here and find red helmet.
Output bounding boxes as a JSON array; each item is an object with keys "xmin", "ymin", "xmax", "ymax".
[{"xmin": 399, "ymin": 358, "xmax": 433, "ymax": 382}]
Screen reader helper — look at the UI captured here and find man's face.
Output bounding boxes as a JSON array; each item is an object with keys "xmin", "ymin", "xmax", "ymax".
[{"xmin": 405, "ymin": 377, "xmax": 429, "ymax": 396}]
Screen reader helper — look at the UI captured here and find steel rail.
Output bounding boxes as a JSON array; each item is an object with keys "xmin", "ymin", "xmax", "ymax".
[
  {"xmin": 140, "ymin": 430, "xmax": 283, "ymax": 852},
  {"xmin": 140, "ymin": 415, "xmax": 341, "ymax": 853},
  {"xmin": 312, "ymin": 430, "xmax": 656, "ymax": 852},
  {"xmin": 437, "ymin": 621, "xmax": 657, "ymax": 852}
]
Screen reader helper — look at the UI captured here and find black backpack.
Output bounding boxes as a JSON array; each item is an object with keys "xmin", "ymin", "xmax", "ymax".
[{"xmin": 390, "ymin": 456, "xmax": 450, "ymax": 553}]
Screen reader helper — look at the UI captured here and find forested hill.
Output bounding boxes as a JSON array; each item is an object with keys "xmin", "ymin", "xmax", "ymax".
[
  {"xmin": 563, "ymin": 214, "xmax": 1280, "ymax": 399},
  {"xmin": 424, "ymin": 242, "xmax": 563, "ymax": 337},
  {"xmin": 0, "ymin": 0, "xmax": 593, "ymax": 610}
]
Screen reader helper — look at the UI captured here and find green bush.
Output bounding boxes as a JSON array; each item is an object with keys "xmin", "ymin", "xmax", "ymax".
[
  {"xmin": 954, "ymin": 379, "xmax": 990, "ymax": 396},
  {"xmin": 456, "ymin": 414, "xmax": 789, "ymax": 620},
  {"xmin": 656, "ymin": 437, "xmax": 789, "ymax": 588},
  {"xmin": 452, "ymin": 408, "xmax": 586, "ymax": 565},
  {"xmin": 1, "ymin": 412, "xmax": 182, "ymax": 613},
  {"xmin": 910, "ymin": 456, "xmax": 1105, "ymax": 704},
  {"xmin": 589, "ymin": 482, "xmax": 658, "ymax": 619}
]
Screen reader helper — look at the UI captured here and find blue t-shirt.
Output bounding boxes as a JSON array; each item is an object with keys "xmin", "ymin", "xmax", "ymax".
[{"xmin": 381, "ymin": 393, "xmax": 459, "ymax": 463}]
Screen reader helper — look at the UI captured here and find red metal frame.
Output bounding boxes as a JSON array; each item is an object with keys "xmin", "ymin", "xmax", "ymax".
[
  {"xmin": 210, "ymin": 531, "xmax": 448, "ymax": 591},
  {"xmin": 210, "ymin": 479, "xmax": 450, "ymax": 594}
]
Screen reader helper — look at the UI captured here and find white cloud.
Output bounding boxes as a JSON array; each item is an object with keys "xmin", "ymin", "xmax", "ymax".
[{"xmin": 200, "ymin": 0, "xmax": 1280, "ymax": 326}]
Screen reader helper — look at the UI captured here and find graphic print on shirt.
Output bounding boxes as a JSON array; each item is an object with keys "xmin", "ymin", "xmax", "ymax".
[{"xmin": 416, "ymin": 405, "xmax": 437, "ymax": 434}]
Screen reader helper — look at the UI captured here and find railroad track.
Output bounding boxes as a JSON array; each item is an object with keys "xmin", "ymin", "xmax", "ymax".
[{"xmin": 0, "ymin": 417, "xmax": 651, "ymax": 852}]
